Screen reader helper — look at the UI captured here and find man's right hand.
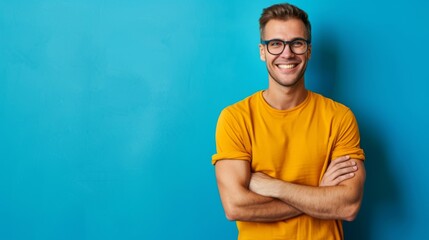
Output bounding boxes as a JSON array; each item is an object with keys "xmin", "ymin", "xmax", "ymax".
[{"xmin": 319, "ymin": 155, "xmax": 358, "ymax": 187}]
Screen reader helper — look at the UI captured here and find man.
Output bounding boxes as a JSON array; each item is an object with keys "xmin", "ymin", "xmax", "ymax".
[{"xmin": 212, "ymin": 3, "xmax": 365, "ymax": 240}]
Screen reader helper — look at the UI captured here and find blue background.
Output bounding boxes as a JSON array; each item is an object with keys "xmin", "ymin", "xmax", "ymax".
[{"xmin": 1, "ymin": 0, "xmax": 428, "ymax": 239}]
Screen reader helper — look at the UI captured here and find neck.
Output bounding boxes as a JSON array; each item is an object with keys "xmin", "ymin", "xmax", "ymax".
[{"xmin": 263, "ymin": 81, "xmax": 308, "ymax": 110}]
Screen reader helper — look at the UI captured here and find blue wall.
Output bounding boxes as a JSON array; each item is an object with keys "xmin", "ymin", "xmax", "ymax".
[{"xmin": 1, "ymin": 0, "xmax": 428, "ymax": 239}]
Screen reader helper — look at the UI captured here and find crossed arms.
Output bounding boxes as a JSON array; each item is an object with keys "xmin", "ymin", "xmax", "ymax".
[{"xmin": 215, "ymin": 156, "xmax": 365, "ymax": 222}]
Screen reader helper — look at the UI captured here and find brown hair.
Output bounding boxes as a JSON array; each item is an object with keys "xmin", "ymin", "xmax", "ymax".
[{"xmin": 259, "ymin": 3, "xmax": 311, "ymax": 42}]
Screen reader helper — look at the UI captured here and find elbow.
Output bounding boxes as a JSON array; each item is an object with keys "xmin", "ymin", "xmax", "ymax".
[
  {"xmin": 340, "ymin": 187, "xmax": 364, "ymax": 221},
  {"xmin": 223, "ymin": 201, "xmax": 244, "ymax": 221},
  {"xmin": 341, "ymin": 202, "xmax": 361, "ymax": 222},
  {"xmin": 343, "ymin": 212, "xmax": 357, "ymax": 222},
  {"xmin": 225, "ymin": 209, "xmax": 238, "ymax": 221},
  {"xmin": 224, "ymin": 205, "xmax": 240, "ymax": 221}
]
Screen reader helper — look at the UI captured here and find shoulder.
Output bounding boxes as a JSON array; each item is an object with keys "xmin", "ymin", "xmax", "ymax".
[
  {"xmin": 309, "ymin": 92, "xmax": 360, "ymax": 133},
  {"xmin": 220, "ymin": 91, "xmax": 261, "ymax": 119},
  {"xmin": 310, "ymin": 91, "xmax": 352, "ymax": 117}
]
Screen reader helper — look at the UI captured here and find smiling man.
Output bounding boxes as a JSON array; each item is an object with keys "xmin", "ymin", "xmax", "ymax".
[{"xmin": 212, "ymin": 3, "xmax": 366, "ymax": 240}]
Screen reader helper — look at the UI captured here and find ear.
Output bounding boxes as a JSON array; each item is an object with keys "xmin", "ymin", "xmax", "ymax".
[
  {"xmin": 307, "ymin": 44, "xmax": 312, "ymax": 60},
  {"xmin": 259, "ymin": 44, "xmax": 266, "ymax": 62}
]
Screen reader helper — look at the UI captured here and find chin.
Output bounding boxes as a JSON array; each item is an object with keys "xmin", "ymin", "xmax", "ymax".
[
  {"xmin": 268, "ymin": 68, "xmax": 306, "ymax": 89},
  {"xmin": 272, "ymin": 76, "xmax": 303, "ymax": 88}
]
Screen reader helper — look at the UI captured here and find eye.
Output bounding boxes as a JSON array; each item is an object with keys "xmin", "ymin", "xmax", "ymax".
[
  {"xmin": 291, "ymin": 40, "xmax": 305, "ymax": 48},
  {"xmin": 269, "ymin": 40, "xmax": 283, "ymax": 48}
]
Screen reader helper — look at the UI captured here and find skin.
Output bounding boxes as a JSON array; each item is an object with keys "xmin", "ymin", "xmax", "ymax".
[
  {"xmin": 249, "ymin": 157, "xmax": 365, "ymax": 221},
  {"xmin": 259, "ymin": 18, "xmax": 311, "ymax": 110},
  {"xmin": 216, "ymin": 156, "xmax": 360, "ymax": 222},
  {"xmin": 215, "ymin": 18, "xmax": 366, "ymax": 222}
]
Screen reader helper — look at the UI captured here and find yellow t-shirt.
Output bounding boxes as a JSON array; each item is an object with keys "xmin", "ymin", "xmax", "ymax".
[{"xmin": 212, "ymin": 90, "xmax": 365, "ymax": 240}]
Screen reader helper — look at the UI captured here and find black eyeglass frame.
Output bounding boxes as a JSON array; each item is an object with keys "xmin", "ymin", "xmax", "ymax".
[{"xmin": 260, "ymin": 38, "xmax": 311, "ymax": 55}]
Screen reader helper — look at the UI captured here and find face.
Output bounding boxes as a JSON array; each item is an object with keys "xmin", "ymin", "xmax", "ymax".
[{"xmin": 259, "ymin": 19, "xmax": 311, "ymax": 89}]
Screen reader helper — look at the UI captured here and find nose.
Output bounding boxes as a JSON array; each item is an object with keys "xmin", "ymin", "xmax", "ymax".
[{"xmin": 279, "ymin": 44, "xmax": 295, "ymax": 58}]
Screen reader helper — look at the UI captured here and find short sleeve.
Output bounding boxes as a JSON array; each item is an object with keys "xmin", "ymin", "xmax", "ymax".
[
  {"xmin": 331, "ymin": 109, "xmax": 365, "ymax": 161},
  {"xmin": 211, "ymin": 108, "xmax": 251, "ymax": 165}
]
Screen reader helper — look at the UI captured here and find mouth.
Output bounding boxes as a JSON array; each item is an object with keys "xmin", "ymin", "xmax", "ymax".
[{"xmin": 276, "ymin": 64, "xmax": 298, "ymax": 70}]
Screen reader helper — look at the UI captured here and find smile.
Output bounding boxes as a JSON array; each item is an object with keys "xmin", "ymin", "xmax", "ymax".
[{"xmin": 277, "ymin": 64, "xmax": 298, "ymax": 69}]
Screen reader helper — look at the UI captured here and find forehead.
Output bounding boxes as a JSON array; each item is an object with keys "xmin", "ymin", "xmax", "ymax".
[{"xmin": 263, "ymin": 18, "xmax": 307, "ymax": 40}]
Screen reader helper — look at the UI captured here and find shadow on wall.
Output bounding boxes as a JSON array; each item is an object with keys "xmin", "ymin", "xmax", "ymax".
[
  {"xmin": 312, "ymin": 32, "xmax": 405, "ymax": 239},
  {"xmin": 308, "ymin": 30, "xmax": 339, "ymax": 97},
  {"xmin": 343, "ymin": 118, "xmax": 405, "ymax": 240}
]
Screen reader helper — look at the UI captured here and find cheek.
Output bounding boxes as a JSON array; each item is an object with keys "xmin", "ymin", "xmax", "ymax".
[{"xmin": 300, "ymin": 55, "xmax": 310, "ymax": 64}]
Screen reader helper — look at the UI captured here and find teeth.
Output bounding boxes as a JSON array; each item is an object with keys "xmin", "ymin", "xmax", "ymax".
[{"xmin": 278, "ymin": 64, "xmax": 296, "ymax": 69}]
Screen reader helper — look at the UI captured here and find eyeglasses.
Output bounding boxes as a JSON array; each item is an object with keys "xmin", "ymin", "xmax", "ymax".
[{"xmin": 260, "ymin": 38, "xmax": 310, "ymax": 55}]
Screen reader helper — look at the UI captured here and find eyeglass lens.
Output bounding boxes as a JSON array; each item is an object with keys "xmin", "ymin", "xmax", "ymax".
[{"xmin": 267, "ymin": 40, "xmax": 308, "ymax": 55}]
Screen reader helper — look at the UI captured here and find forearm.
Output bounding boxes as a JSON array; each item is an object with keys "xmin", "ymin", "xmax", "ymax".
[
  {"xmin": 272, "ymin": 182, "xmax": 360, "ymax": 221},
  {"xmin": 222, "ymin": 187, "xmax": 302, "ymax": 222},
  {"xmin": 215, "ymin": 159, "xmax": 302, "ymax": 222},
  {"xmin": 250, "ymin": 159, "xmax": 365, "ymax": 221}
]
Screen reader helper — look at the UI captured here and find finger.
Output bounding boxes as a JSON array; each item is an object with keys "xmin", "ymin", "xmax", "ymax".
[
  {"xmin": 332, "ymin": 172, "xmax": 355, "ymax": 185},
  {"xmin": 331, "ymin": 166, "xmax": 358, "ymax": 180},
  {"xmin": 333, "ymin": 160, "xmax": 357, "ymax": 171},
  {"xmin": 324, "ymin": 163, "xmax": 357, "ymax": 182},
  {"xmin": 325, "ymin": 159, "xmax": 356, "ymax": 175},
  {"xmin": 325, "ymin": 156, "xmax": 350, "ymax": 173}
]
